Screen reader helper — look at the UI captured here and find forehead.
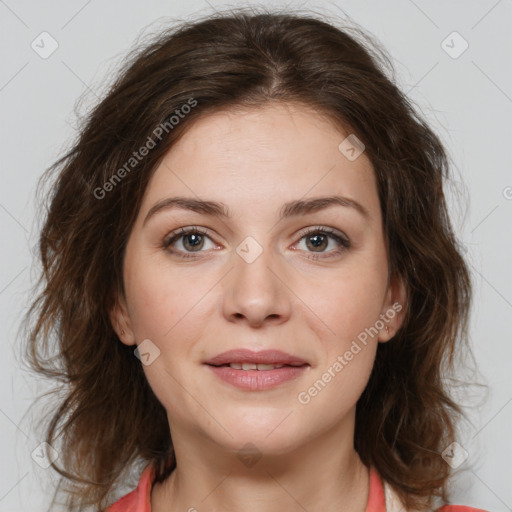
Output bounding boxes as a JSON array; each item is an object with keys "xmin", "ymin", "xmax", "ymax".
[{"xmin": 141, "ymin": 103, "xmax": 380, "ymax": 220}]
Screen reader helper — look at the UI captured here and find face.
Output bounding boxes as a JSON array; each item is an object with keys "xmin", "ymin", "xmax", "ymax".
[{"xmin": 110, "ymin": 102, "xmax": 405, "ymax": 458}]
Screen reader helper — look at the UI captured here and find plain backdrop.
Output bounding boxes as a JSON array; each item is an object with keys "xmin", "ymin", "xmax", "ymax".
[{"xmin": 0, "ymin": 1, "xmax": 511, "ymax": 511}]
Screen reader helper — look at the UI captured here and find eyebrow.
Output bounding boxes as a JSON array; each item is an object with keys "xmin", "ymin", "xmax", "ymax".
[{"xmin": 143, "ymin": 195, "xmax": 370, "ymax": 226}]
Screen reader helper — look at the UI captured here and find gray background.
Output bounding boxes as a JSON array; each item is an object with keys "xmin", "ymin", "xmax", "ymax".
[{"xmin": 1, "ymin": 0, "xmax": 511, "ymax": 510}]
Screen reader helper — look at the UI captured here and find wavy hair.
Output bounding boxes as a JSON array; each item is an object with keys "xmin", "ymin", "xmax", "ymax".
[{"xmin": 21, "ymin": 7, "xmax": 478, "ymax": 511}]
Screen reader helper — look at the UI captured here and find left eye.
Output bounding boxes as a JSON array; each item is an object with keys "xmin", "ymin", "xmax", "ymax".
[
  {"xmin": 294, "ymin": 228, "xmax": 350, "ymax": 256},
  {"xmin": 163, "ymin": 226, "xmax": 350, "ymax": 259}
]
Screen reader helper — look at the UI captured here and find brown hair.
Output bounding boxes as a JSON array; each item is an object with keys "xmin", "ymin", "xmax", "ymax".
[{"xmin": 21, "ymin": 6, "xmax": 480, "ymax": 511}]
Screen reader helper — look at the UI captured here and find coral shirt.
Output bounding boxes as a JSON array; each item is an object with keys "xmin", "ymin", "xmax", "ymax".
[{"xmin": 106, "ymin": 464, "xmax": 488, "ymax": 512}]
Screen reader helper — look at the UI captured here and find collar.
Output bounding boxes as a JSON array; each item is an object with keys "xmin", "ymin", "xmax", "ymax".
[{"xmin": 107, "ymin": 463, "xmax": 395, "ymax": 511}]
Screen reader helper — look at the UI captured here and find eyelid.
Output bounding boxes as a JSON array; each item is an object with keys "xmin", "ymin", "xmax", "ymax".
[
  {"xmin": 163, "ymin": 225, "xmax": 216, "ymax": 247},
  {"xmin": 294, "ymin": 225, "xmax": 349, "ymax": 243}
]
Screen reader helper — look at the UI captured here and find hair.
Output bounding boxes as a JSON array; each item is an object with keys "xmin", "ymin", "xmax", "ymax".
[{"xmin": 20, "ymin": 6, "xmax": 480, "ymax": 512}]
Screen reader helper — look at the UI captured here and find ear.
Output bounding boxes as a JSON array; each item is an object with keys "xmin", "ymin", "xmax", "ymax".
[
  {"xmin": 378, "ymin": 273, "xmax": 407, "ymax": 343},
  {"xmin": 109, "ymin": 291, "xmax": 136, "ymax": 346}
]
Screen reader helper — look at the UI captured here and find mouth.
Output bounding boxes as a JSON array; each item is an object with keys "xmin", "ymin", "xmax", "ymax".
[
  {"xmin": 206, "ymin": 362, "xmax": 308, "ymax": 371},
  {"xmin": 203, "ymin": 349, "xmax": 310, "ymax": 391},
  {"xmin": 203, "ymin": 348, "xmax": 309, "ymax": 367}
]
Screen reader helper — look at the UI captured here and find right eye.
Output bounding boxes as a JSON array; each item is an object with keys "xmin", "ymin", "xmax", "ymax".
[{"xmin": 163, "ymin": 226, "xmax": 219, "ymax": 259}]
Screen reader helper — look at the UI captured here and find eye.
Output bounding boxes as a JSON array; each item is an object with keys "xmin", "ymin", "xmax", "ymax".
[
  {"xmin": 163, "ymin": 226, "xmax": 218, "ymax": 259},
  {"xmin": 293, "ymin": 226, "xmax": 350, "ymax": 260},
  {"xmin": 162, "ymin": 225, "xmax": 350, "ymax": 260}
]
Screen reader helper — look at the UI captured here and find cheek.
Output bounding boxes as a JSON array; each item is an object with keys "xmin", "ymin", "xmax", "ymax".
[
  {"xmin": 304, "ymin": 261, "xmax": 388, "ymax": 344},
  {"xmin": 124, "ymin": 259, "xmax": 216, "ymax": 399},
  {"xmin": 124, "ymin": 258, "xmax": 201, "ymax": 341},
  {"xmin": 298, "ymin": 257, "xmax": 387, "ymax": 410},
  {"xmin": 302, "ymin": 345, "xmax": 377, "ymax": 419},
  {"xmin": 124, "ymin": 263, "xmax": 208, "ymax": 416},
  {"xmin": 297, "ymin": 296, "xmax": 379, "ymax": 416},
  {"xmin": 125, "ymin": 270, "xmax": 170, "ymax": 339}
]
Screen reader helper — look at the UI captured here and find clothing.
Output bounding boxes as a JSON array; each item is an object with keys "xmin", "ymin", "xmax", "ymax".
[{"xmin": 106, "ymin": 463, "xmax": 488, "ymax": 512}]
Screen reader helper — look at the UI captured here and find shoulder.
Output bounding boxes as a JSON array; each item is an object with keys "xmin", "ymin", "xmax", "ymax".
[
  {"xmin": 436, "ymin": 507, "xmax": 490, "ymax": 512},
  {"xmin": 383, "ymin": 476, "xmax": 489, "ymax": 512},
  {"xmin": 106, "ymin": 464, "xmax": 155, "ymax": 512}
]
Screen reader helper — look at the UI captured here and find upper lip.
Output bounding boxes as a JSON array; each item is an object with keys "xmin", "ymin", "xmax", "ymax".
[{"xmin": 204, "ymin": 349, "xmax": 308, "ymax": 366}]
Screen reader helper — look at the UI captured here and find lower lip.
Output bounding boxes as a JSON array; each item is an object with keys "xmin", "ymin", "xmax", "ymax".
[{"xmin": 205, "ymin": 364, "xmax": 308, "ymax": 391}]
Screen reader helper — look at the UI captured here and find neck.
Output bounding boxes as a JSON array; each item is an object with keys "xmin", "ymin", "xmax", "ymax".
[{"xmin": 151, "ymin": 419, "xmax": 370, "ymax": 512}]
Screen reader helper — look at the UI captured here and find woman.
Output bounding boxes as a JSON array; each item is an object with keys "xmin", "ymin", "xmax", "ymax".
[{"xmin": 23, "ymin": 8, "xmax": 488, "ymax": 512}]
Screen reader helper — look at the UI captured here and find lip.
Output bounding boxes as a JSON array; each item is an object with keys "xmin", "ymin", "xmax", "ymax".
[
  {"xmin": 206, "ymin": 364, "xmax": 309, "ymax": 391},
  {"xmin": 203, "ymin": 349, "xmax": 309, "ymax": 391},
  {"xmin": 203, "ymin": 349, "xmax": 308, "ymax": 366}
]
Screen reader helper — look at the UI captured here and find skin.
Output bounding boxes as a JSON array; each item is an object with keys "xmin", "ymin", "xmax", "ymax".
[{"xmin": 110, "ymin": 102, "xmax": 406, "ymax": 512}]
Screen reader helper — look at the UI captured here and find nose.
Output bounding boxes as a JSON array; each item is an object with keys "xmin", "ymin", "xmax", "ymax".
[{"xmin": 222, "ymin": 241, "xmax": 292, "ymax": 328}]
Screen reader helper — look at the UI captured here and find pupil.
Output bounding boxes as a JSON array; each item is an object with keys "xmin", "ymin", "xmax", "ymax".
[
  {"xmin": 308, "ymin": 234, "xmax": 326, "ymax": 251},
  {"xmin": 185, "ymin": 233, "xmax": 203, "ymax": 250}
]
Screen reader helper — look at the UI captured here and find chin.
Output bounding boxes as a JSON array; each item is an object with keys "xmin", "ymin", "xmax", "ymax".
[
  {"xmin": 223, "ymin": 437, "xmax": 301, "ymax": 465},
  {"xmin": 210, "ymin": 417, "xmax": 304, "ymax": 454}
]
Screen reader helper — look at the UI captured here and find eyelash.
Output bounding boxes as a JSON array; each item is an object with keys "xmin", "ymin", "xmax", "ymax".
[{"xmin": 162, "ymin": 226, "xmax": 350, "ymax": 261}]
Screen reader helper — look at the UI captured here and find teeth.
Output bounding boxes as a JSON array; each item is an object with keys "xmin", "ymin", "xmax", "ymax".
[
  {"xmin": 255, "ymin": 363, "xmax": 284, "ymax": 370},
  {"xmin": 229, "ymin": 363, "xmax": 285, "ymax": 370}
]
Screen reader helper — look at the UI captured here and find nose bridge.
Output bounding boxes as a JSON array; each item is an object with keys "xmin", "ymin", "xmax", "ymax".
[{"xmin": 223, "ymin": 234, "xmax": 290, "ymax": 324}]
